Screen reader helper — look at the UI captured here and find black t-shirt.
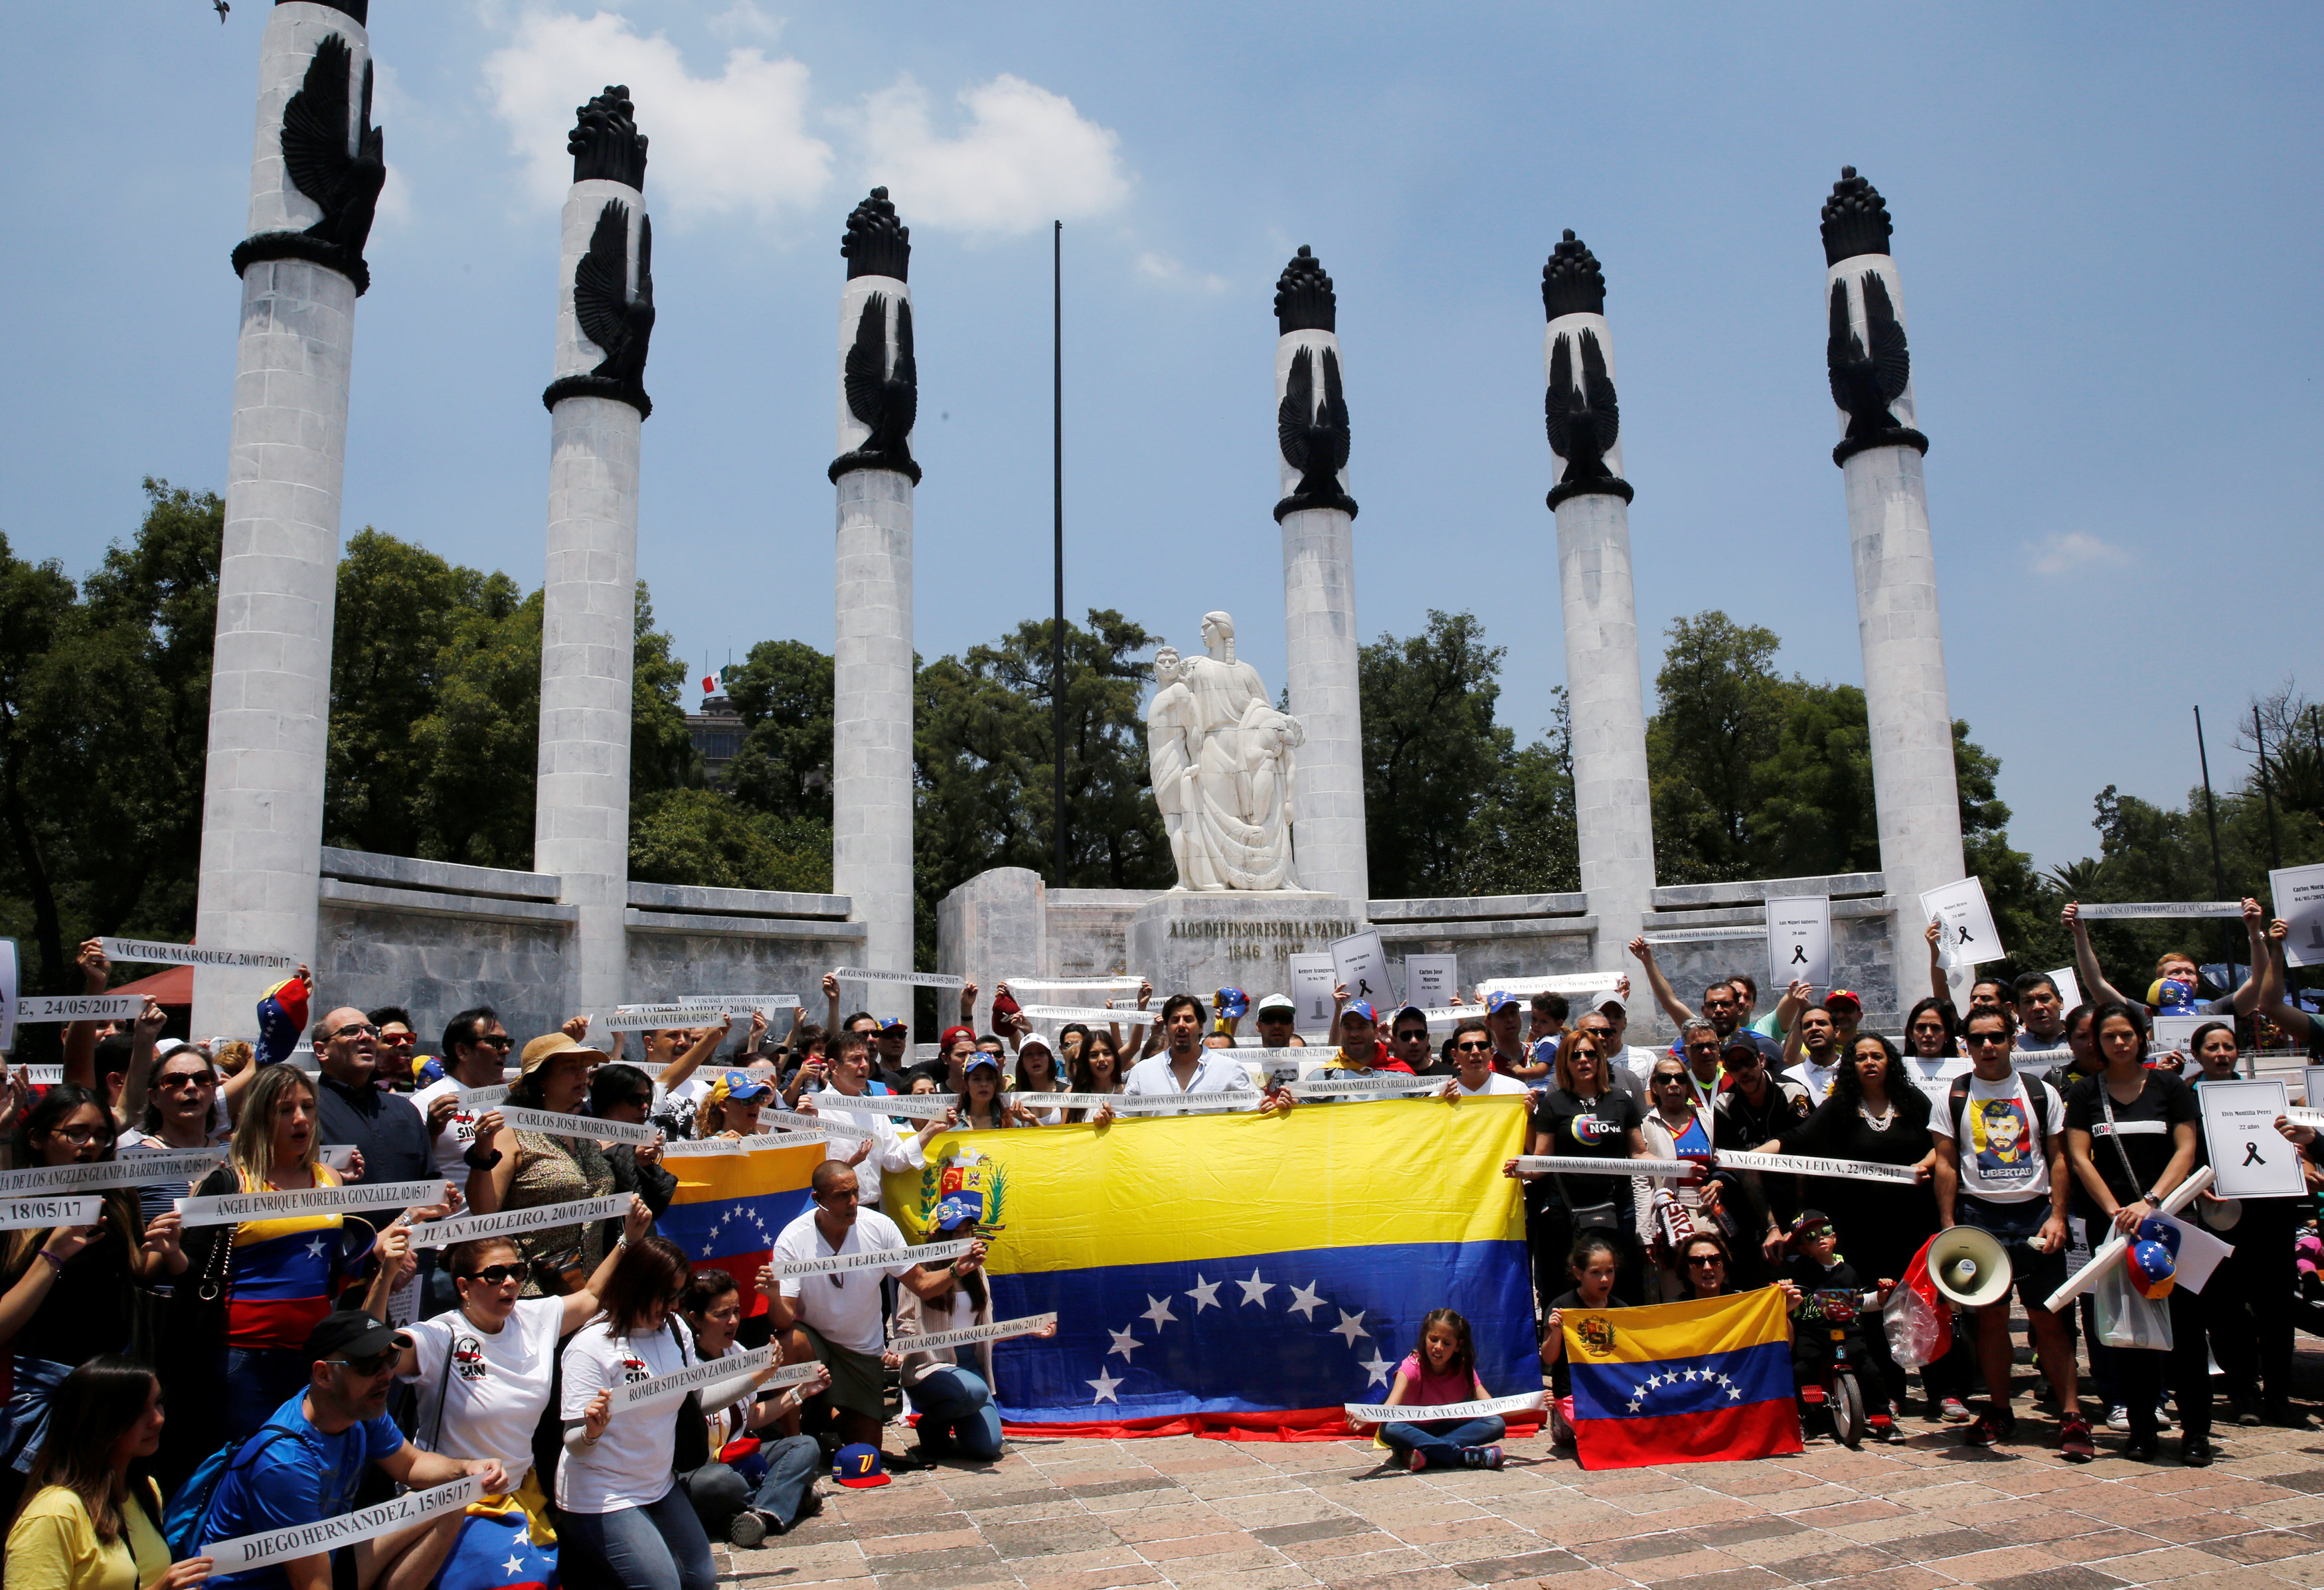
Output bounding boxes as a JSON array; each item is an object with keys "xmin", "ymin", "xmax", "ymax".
[
  {"xmin": 1777, "ymin": 1088, "xmax": 1935, "ymax": 1168},
  {"xmin": 2063, "ymin": 1070, "xmax": 2200, "ymax": 1222},
  {"xmin": 1546, "ymin": 1285, "xmax": 1632, "ymax": 1395},
  {"xmin": 1529, "ymin": 1087, "xmax": 1641, "ymax": 1208}
]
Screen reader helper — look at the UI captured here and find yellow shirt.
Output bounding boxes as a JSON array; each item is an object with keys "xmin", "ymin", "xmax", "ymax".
[{"xmin": 3, "ymin": 1480, "xmax": 169, "ymax": 1590}]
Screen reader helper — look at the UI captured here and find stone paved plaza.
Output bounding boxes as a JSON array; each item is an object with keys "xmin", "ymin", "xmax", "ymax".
[{"xmin": 721, "ymin": 1356, "xmax": 2324, "ymax": 1590}]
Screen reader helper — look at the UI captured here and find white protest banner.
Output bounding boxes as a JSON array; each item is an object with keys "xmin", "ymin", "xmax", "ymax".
[
  {"xmin": 2047, "ymin": 967, "xmax": 2083, "ymax": 1014},
  {"xmin": 493, "ymin": 1106, "xmax": 658, "ymax": 1146},
  {"xmin": 1345, "ymin": 1390, "xmax": 1544, "ymax": 1425},
  {"xmin": 175, "ymin": 1178, "xmax": 448, "ymax": 1228},
  {"xmin": 1641, "ymin": 925, "xmax": 1765, "ymax": 945},
  {"xmin": 833, "ymin": 967, "xmax": 964, "ymax": 991},
  {"xmin": 770, "ymin": 1237, "xmax": 971, "ymax": 1279},
  {"xmin": 0, "ymin": 1195, "xmax": 103, "ymax": 1230},
  {"xmin": 2274, "ymin": 862, "xmax": 2324, "ymax": 970},
  {"xmin": 320, "ymin": 1146, "xmax": 359, "ymax": 1173},
  {"xmin": 2072, "ymin": 902, "xmax": 2243, "ymax": 919},
  {"xmin": 1002, "ymin": 1091, "xmax": 1262, "ymax": 1115},
  {"xmin": 1714, "ymin": 1149, "xmax": 1922, "ymax": 1186},
  {"xmin": 815, "ymin": 1092, "xmax": 955, "ymax": 1121},
  {"xmin": 1477, "ymin": 973, "xmax": 1624, "ymax": 998},
  {"xmin": 201, "ymin": 1476, "xmax": 483, "ymax": 1573},
  {"xmin": 2286, "ymin": 1107, "xmax": 2324, "ymax": 1131},
  {"xmin": 1012, "ymin": 1004, "xmax": 1139, "ymax": 1023},
  {"xmin": 620, "ymin": 1345, "xmax": 774, "ymax": 1411},
  {"xmin": 17, "ymin": 1066, "xmax": 62, "ymax": 1085},
  {"xmin": 897, "ymin": 1312, "xmax": 1058, "ymax": 1353},
  {"xmin": 661, "ymin": 1139, "xmax": 746, "ymax": 1158},
  {"xmin": 1513, "ymin": 1154, "xmax": 1697, "ymax": 1180},
  {"xmin": 685, "ymin": 994, "xmax": 801, "ymax": 1013},
  {"xmin": 100, "ymin": 937, "xmax": 298, "ymax": 972},
  {"xmin": 2196, "ymin": 1079, "xmax": 2303, "ymax": 1198},
  {"xmin": 0, "ymin": 936, "xmax": 15, "ymax": 1053},
  {"xmin": 2303, "ymin": 1067, "xmax": 2324, "ymax": 1108},
  {"xmin": 456, "ymin": 1083, "xmax": 510, "ymax": 1108},
  {"xmin": 1402, "ymin": 955, "xmax": 1459, "ymax": 1008},
  {"xmin": 0, "ymin": 1148, "xmax": 223, "ymax": 1193},
  {"xmin": 1920, "ymin": 876, "xmax": 2003, "ymax": 969},
  {"xmin": 1004, "ymin": 977, "xmax": 1143, "ymax": 992},
  {"xmin": 2044, "ymin": 1165, "xmax": 2214, "ymax": 1311},
  {"xmin": 9, "ymin": 994, "xmax": 145, "ymax": 1025},
  {"xmin": 752, "ymin": 1108, "xmax": 879, "ymax": 1142},
  {"xmin": 409, "ymin": 1194, "xmax": 634, "ymax": 1249},
  {"xmin": 1766, "ymin": 895, "xmax": 1832, "ymax": 993},
  {"xmin": 602, "ymin": 1004, "xmax": 751, "ymax": 1032},
  {"xmin": 2149, "ymin": 1013, "xmax": 2205, "ymax": 1061},
  {"xmin": 1288, "ymin": 1074, "xmax": 1444, "ymax": 1100},
  {"xmin": 1288, "ymin": 954, "xmax": 1336, "ymax": 1029},
  {"xmin": 1329, "ymin": 928, "xmax": 1392, "ymax": 1010}
]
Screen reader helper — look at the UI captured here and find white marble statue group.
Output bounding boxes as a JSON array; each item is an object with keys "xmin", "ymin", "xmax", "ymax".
[{"xmin": 1147, "ymin": 612, "xmax": 1306, "ymax": 891}]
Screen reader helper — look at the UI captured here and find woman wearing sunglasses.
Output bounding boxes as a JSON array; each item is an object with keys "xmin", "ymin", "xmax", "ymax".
[
  {"xmin": 0, "ymin": 1086, "xmax": 186, "ymax": 1516},
  {"xmin": 1504, "ymin": 1028, "xmax": 1651, "ymax": 1321},
  {"xmin": 556, "ymin": 1235, "xmax": 717, "ymax": 1590},
  {"xmin": 379, "ymin": 1197, "xmax": 655, "ymax": 1589}
]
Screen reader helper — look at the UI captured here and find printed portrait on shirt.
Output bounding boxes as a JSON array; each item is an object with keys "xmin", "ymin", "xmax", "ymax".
[{"xmin": 1969, "ymin": 1097, "xmax": 2034, "ymax": 1184}]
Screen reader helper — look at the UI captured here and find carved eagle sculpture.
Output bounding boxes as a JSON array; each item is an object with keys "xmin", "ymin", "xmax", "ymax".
[
  {"xmin": 573, "ymin": 200, "xmax": 655, "ymax": 388},
  {"xmin": 1544, "ymin": 328, "xmax": 1619, "ymax": 484},
  {"xmin": 280, "ymin": 35, "xmax": 385, "ymax": 264},
  {"xmin": 1827, "ymin": 270, "xmax": 1910, "ymax": 443},
  {"xmin": 1277, "ymin": 345, "xmax": 1354, "ymax": 513},
  {"xmin": 841, "ymin": 293, "xmax": 918, "ymax": 478}
]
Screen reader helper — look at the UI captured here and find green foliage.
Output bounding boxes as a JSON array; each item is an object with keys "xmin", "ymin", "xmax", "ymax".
[
  {"xmin": 722, "ymin": 639, "xmax": 835, "ymax": 825},
  {"xmin": 404, "ymin": 580, "xmax": 541, "ymax": 869},
  {"xmin": 629, "ymin": 788, "xmax": 831, "ymax": 893},
  {"xmin": 630, "ymin": 582, "xmax": 699, "ymax": 797}
]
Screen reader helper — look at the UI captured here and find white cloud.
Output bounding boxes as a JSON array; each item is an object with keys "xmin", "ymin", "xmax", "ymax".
[
  {"xmin": 706, "ymin": 2, "xmax": 784, "ymax": 43},
  {"xmin": 1135, "ymin": 251, "xmax": 1229, "ymax": 294},
  {"xmin": 853, "ymin": 74, "xmax": 1129, "ymax": 236},
  {"xmin": 481, "ymin": 9, "xmax": 831, "ymax": 220},
  {"xmin": 2029, "ymin": 530, "xmax": 2133, "ymax": 576}
]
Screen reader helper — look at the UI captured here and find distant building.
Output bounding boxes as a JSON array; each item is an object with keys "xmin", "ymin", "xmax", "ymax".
[{"xmin": 687, "ymin": 694, "xmax": 745, "ymax": 787}]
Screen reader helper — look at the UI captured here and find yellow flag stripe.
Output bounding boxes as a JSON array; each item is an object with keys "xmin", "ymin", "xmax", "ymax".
[{"xmin": 1564, "ymin": 1285, "xmax": 1792, "ymax": 1366}]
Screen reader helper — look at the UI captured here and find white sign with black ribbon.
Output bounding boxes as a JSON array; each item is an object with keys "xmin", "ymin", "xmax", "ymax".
[
  {"xmin": 409, "ymin": 1194, "xmax": 634, "ymax": 1249},
  {"xmin": 1766, "ymin": 894, "xmax": 1832, "ymax": 992},
  {"xmin": 770, "ymin": 1238, "xmax": 971, "ymax": 1279},
  {"xmin": 175, "ymin": 1178, "xmax": 449, "ymax": 1228},
  {"xmin": 896, "ymin": 1312, "xmax": 1058, "ymax": 1353},
  {"xmin": 100, "ymin": 937, "xmax": 299, "ymax": 971},
  {"xmin": 201, "ymin": 1476, "xmax": 484, "ymax": 1572},
  {"xmin": 621, "ymin": 1345, "xmax": 775, "ymax": 1411},
  {"xmin": 1714, "ymin": 1149, "xmax": 1921, "ymax": 1185},
  {"xmin": 494, "ymin": 1106, "xmax": 659, "ymax": 1146},
  {"xmin": 833, "ymin": 967, "xmax": 965, "ymax": 991},
  {"xmin": 0, "ymin": 1149, "xmax": 224, "ymax": 1194},
  {"xmin": 2197, "ymin": 1078, "xmax": 2305, "ymax": 1198},
  {"xmin": 0, "ymin": 1195, "xmax": 103, "ymax": 1230},
  {"xmin": 1920, "ymin": 876, "xmax": 2003, "ymax": 969},
  {"xmin": 2275, "ymin": 862, "xmax": 2324, "ymax": 969},
  {"xmin": 9, "ymin": 995, "xmax": 145, "ymax": 1025},
  {"xmin": 1344, "ymin": 1390, "xmax": 1544, "ymax": 1425}
]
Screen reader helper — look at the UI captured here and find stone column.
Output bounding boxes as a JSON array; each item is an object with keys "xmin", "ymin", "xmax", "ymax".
[
  {"xmin": 194, "ymin": 0, "xmax": 384, "ymax": 1035},
  {"xmin": 1819, "ymin": 167, "xmax": 1964, "ymax": 989},
  {"xmin": 534, "ymin": 88, "xmax": 655, "ymax": 1018},
  {"xmin": 830, "ymin": 190, "xmax": 919, "ymax": 1017},
  {"xmin": 1541, "ymin": 231, "xmax": 1656, "ymax": 969},
  {"xmin": 1273, "ymin": 247, "xmax": 1369, "ymax": 910}
]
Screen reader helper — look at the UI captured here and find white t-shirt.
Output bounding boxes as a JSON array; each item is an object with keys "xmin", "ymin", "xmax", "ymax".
[
  {"xmin": 770, "ymin": 1207, "xmax": 920, "ymax": 1354},
  {"xmin": 1120, "ymin": 1052, "xmax": 1252, "ymax": 1112},
  {"xmin": 1451, "ymin": 1073, "xmax": 1531, "ymax": 1097},
  {"xmin": 1931, "ymin": 1072, "xmax": 2065, "ymax": 1204},
  {"xmin": 401, "ymin": 1296, "xmax": 562, "ymax": 1478},
  {"xmin": 557, "ymin": 1318, "xmax": 692, "ymax": 1512},
  {"xmin": 1785, "ymin": 1058, "xmax": 1843, "ymax": 1104},
  {"xmin": 410, "ymin": 1075, "xmax": 494, "ymax": 1183},
  {"xmin": 2010, "ymin": 1031, "xmax": 2071, "ymax": 1075},
  {"xmin": 805, "ymin": 1088, "xmax": 927, "ymax": 1207}
]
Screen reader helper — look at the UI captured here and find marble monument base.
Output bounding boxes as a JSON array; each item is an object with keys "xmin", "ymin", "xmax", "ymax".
[{"xmin": 1125, "ymin": 890, "xmax": 1364, "ymax": 1010}]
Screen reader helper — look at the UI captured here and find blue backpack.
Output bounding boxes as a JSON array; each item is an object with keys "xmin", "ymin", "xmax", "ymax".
[{"xmin": 161, "ymin": 1419, "xmax": 317, "ymax": 1561}]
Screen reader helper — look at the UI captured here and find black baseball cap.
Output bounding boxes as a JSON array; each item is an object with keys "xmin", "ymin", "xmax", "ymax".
[{"xmin": 304, "ymin": 1309, "xmax": 400, "ymax": 1366}]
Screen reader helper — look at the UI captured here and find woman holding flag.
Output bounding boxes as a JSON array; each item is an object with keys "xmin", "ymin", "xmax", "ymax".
[{"xmin": 1504, "ymin": 1030, "xmax": 1649, "ymax": 1321}]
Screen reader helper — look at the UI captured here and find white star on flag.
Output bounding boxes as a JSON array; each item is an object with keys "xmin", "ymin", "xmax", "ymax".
[
  {"xmin": 1632, "ymin": 1382, "xmax": 1647, "ymax": 1399},
  {"xmin": 1185, "ymin": 1275, "xmax": 1221, "ymax": 1312},
  {"xmin": 1726, "ymin": 1384, "xmax": 1743, "ymax": 1400},
  {"xmin": 503, "ymin": 1557, "xmax": 525, "ymax": 1577},
  {"xmin": 1106, "ymin": 1326, "xmax": 1141, "ymax": 1360},
  {"xmin": 1683, "ymin": 1368, "xmax": 1699, "ymax": 1382},
  {"xmin": 1330, "ymin": 1309, "xmax": 1369, "ymax": 1345},
  {"xmin": 1236, "ymin": 1269, "xmax": 1274, "ymax": 1307},
  {"xmin": 1627, "ymin": 1398, "xmax": 1642, "ymax": 1413},
  {"xmin": 1359, "ymin": 1350, "xmax": 1394, "ymax": 1388},
  {"xmin": 1286, "ymin": 1281, "xmax": 1325, "ymax": 1320},
  {"xmin": 1141, "ymin": 1294, "xmax": 1176, "ymax": 1330},
  {"xmin": 1086, "ymin": 1368, "xmax": 1123, "ymax": 1403},
  {"xmin": 306, "ymin": 1237, "xmax": 328, "ymax": 1258}
]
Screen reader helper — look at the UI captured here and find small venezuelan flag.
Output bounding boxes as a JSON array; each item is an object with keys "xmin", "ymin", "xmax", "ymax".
[
  {"xmin": 659, "ymin": 1140, "xmax": 823, "ymax": 1317},
  {"xmin": 1564, "ymin": 1287, "xmax": 1802, "ymax": 1470}
]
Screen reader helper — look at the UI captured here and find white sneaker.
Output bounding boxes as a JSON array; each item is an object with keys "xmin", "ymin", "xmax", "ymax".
[
  {"xmin": 2107, "ymin": 1405, "xmax": 2131, "ymax": 1430},
  {"xmin": 2155, "ymin": 1405, "xmax": 2174, "ymax": 1430}
]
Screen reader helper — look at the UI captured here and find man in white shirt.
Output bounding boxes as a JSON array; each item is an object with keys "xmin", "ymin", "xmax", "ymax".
[
  {"xmin": 762, "ymin": 1160, "xmax": 989, "ymax": 1467},
  {"xmin": 1440, "ymin": 1019, "xmax": 1530, "ymax": 1098},
  {"xmin": 1783, "ymin": 1005, "xmax": 1846, "ymax": 1103},
  {"xmin": 795, "ymin": 1034, "xmax": 946, "ymax": 1212},
  {"xmin": 1120, "ymin": 994, "xmax": 1265, "ymax": 1111},
  {"xmin": 411, "ymin": 1006, "xmax": 516, "ymax": 1184},
  {"xmin": 1930, "ymin": 1007, "xmax": 2085, "ymax": 1461},
  {"xmin": 2008, "ymin": 972, "xmax": 2073, "ymax": 1072}
]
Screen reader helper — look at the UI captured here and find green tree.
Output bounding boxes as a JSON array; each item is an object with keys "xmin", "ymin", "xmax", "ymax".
[
  {"xmin": 1455, "ymin": 692, "xmax": 1580, "ymax": 897},
  {"xmin": 723, "ymin": 639, "xmax": 835, "ymax": 825},
  {"xmin": 1645, "ymin": 612, "xmax": 1790, "ymax": 883},
  {"xmin": 1361, "ymin": 611, "xmax": 1515, "ymax": 898},
  {"xmin": 630, "ymin": 582, "xmax": 699, "ymax": 797},
  {"xmin": 629, "ymin": 789, "xmax": 831, "ymax": 893},
  {"xmin": 408, "ymin": 580, "xmax": 540, "ymax": 868}
]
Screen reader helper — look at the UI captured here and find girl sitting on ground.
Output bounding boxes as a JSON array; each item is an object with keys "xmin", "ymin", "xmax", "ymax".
[{"xmin": 1371, "ymin": 1309, "xmax": 1504, "ymax": 1471}]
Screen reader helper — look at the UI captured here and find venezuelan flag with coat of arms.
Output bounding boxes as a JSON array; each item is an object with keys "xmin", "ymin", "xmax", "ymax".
[
  {"xmin": 1562, "ymin": 1287, "xmax": 1803, "ymax": 1469},
  {"xmin": 884, "ymin": 1095, "xmax": 1535, "ymax": 1440},
  {"xmin": 659, "ymin": 1139, "xmax": 823, "ymax": 1316}
]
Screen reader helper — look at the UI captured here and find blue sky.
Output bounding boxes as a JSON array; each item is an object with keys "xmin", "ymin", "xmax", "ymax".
[{"xmin": 3, "ymin": 2, "xmax": 2317, "ymax": 874}]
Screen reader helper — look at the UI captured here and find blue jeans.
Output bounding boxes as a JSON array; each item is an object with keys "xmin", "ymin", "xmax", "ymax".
[
  {"xmin": 911, "ymin": 1366, "xmax": 1005, "ymax": 1461},
  {"xmin": 221, "ymin": 1346, "xmax": 311, "ymax": 1444},
  {"xmin": 1380, "ymin": 1415, "xmax": 1504, "ymax": 1469},
  {"xmin": 681, "ymin": 1434, "xmax": 821, "ymax": 1530},
  {"xmin": 555, "ymin": 1490, "xmax": 714, "ymax": 1590}
]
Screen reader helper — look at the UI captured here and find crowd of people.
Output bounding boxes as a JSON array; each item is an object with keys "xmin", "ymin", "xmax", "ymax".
[{"xmin": 0, "ymin": 898, "xmax": 2319, "ymax": 1585}]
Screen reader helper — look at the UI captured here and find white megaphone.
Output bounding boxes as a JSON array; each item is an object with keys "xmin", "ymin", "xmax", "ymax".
[{"xmin": 1928, "ymin": 1226, "xmax": 2013, "ymax": 1310}]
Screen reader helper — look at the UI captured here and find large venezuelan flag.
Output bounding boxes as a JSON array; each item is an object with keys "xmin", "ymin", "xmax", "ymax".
[
  {"xmin": 660, "ymin": 1140, "xmax": 823, "ymax": 1317},
  {"xmin": 1563, "ymin": 1288, "xmax": 1803, "ymax": 1470},
  {"xmin": 883, "ymin": 1096, "xmax": 1533, "ymax": 1440}
]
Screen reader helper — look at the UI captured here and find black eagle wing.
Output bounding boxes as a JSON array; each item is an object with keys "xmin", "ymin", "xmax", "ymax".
[
  {"xmin": 1317, "ymin": 348, "xmax": 1351, "ymax": 474},
  {"xmin": 888, "ymin": 297, "xmax": 917, "ymax": 439},
  {"xmin": 1544, "ymin": 332, "xmax": 1576, "ymax": 455},
  {"xmin": 1578, "ymin": 328, "xmax": 1617, "ymax": 448},
  {"xmin": 1277, "ymin": 345, "xmax": 1315, "ymax": 473},
  {"xmin": 633, "ymin": 214, "xmax": 653, "ymax": 308},
  {"xmin": 1861, "ymin": 272, "xmax": 1910, "ymax": 402},
  {"xmin": 572, "ymin": 200, "xmax": 631, "ymax": 361},
  {"xmin": 280, "ymin": 34, "xmax": 355, "ymax": 212},
  {"xmin": 843, "ymin": 294, "xmax": 890, "ymax": 430},
  {"xmin": 1825, "ymin": 278, "xmax": 1861, "ymax": 411}
]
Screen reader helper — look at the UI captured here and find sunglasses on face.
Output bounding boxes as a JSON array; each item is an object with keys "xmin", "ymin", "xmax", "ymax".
[
  {"xmin": 1687, "ymin": 1255, "xmax": 1724, "ymax": 1268},
  {"xmin": 458, "ymin": 1265, "xmax": 523, "ymax": 1287},
  {"xmin": 335, "ymin": 1348, "xmax": 398, "ymax": 1376},
  {"xmin": 1453, "ymin": 1039, "xmax": 1493, "ymax": 1053},
  {"xmin": 1965, "ymin": 1033, "xmax": 2009, "ymax": 1047},
  {"xmin": 329, "ymin": 1022, "xmax": 378, "ymax": 1040},
  {"xmin": 157, "ymin": 1072, "xmax": 216, "ymax": 1091},
  {"xmin": 475, "ymin": 1034, "xmax": 515, "ymax": 1051}
]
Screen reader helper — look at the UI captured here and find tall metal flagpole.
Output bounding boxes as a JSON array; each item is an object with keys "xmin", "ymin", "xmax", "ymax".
[{"xmin": 1052, "ymin": 219, "xmax": 1067, "ymax": 887}]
